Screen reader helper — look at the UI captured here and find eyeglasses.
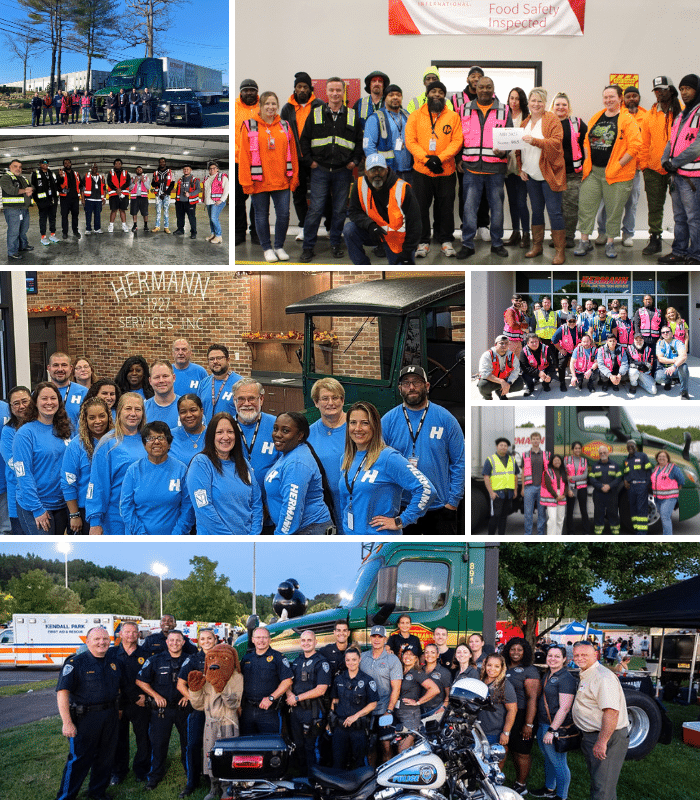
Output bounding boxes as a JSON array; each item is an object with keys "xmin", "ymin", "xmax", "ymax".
[
  {"xmin": 145, "ymin": 435, "xmax": 167, "ymax": 444},
  {"xmin": 400, "ymin": 380, "xmax": 425, "ymax": 388},
  {"xmin": 661, "ymin": 329, "xmax": 671, "ymax": 334},
  {"xmin": 208, "ymin": 355, "xmax": 226, "ymax": 362}
]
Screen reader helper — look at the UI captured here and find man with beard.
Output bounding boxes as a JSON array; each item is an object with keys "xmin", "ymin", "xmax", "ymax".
[
  {"xmin": 280, "ymin": 72, "xmax": 326, "ymax": 232},
  {"xmin": 344, "ymin": 153, "xmax": 420, "ymax": 264},
  {"xmin": 151, "ymin": 157, "xmax": 175, "ymax": 233},
  {"xmin": 354, "ymin": 70, "xmax": 390, "ymax": 132},
  {"xmin": 364, "ymin": 84, "xmax": 413, "ymax": 181},
  {"xmin": 58, "ymin": 158, "xmax": 82, "ymax": 240},
  {"xmin": 107, "ymin": 158, "xmax": 130, "ymax": 233},
  {"xmin": 235, "ymin": 79, "xmax": 260, "ymax": 245},
  {"xmin": 31, "ymin": 158, "xmax": 59, "ymax": 245},
  {"xmin": 144, "ymin": 360, "xmax": 179, "ymax": 429},
  {"xmin": 80, "ymin": 162, "xmax": 105, "ymax": 235},
  {"xmin": 47, "ymin": 351, "xmax": 87, "ymax": 430},
  {"xmin": 173, "ymin": 165, "xmax": 201, "ymax": 239},
  {"xmin": 196, "ymin": 344, "xmax": 243, "ymax": 420},
  {"xmin": 129, "ymin": 166, "xmax": 150, "ymax": 232},
  {"xmin": 407, "ymin": 67, "xmax": 454, "ymax": 114},
  {"xmin": 382, "ymin": 366, "xmax": 464, "ymax": 535},
  {"xmin": 632, "ymin": 294, "xmax": 662, "ymax": 351},
  {"xmin": 457, "ymin": 75, "xmax": 512, "ymax": 259},
  {"xmin": 405, "ymin": 80, "xmax": 463, "ymax": 258}
]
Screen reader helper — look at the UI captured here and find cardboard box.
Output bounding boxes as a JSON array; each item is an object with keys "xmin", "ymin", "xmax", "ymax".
[{"xmin": 682, "ymin": 721, "xmax": 700, "ymax": 748}]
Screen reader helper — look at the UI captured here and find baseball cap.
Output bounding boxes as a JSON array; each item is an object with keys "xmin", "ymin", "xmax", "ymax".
[
  {"xmin": 365, "ymin": 153, "xmax": 387, "ymax": 171},
  {"xmin": 370, "ymin": 625, "xmax": 387, "ymax": 637},
  {"xmin": 399, "ymin": 365, "xmax": 428, "ymax": 382},
  {"xmin": 652, "ymin": 76, "xmax": 673, "ymax": 90}
]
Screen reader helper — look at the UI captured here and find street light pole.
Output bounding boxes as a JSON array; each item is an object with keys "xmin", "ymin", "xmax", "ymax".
[
  {"xmin": 55, "ymin": 541, "xmax": 72, "ymax": 588},
  {"xmin": 151, "ymin": 562, "xmax": 168, "ymax": 618}
]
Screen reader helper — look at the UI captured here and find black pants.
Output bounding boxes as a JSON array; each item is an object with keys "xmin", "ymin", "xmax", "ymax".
[
  {"xmin": 38, "ymin": 203, "xmax": 57, "ymax": 235},
  {"xmin": 478, "ymin": 376, "xmax": 524, "ymax": 399},
  {"xmin": 523, "ymin": 366, "xmax": 556, "ymax": 392},
  {"xmin": 60, "ymin": 196, "xmax": 80, "ymax": 235},
  {"xmin": 488, "ymin": 494, "xmax": 512, "ymax": 535},
  {"xmin": 235, "ymin": 163, "xmax": 256, "ymax": 240},
  {"xmin": 403, "ymin": 505, "xmax": 458, "ymax": 535},
  {"xmin": 599, "ymin": 362, "xmax": 622, "ymax": 389},
  {"xmin": 566, "ymin": 486, "xmax": 590, "ymax": 533},
  {"xmin": 55, "ymin": 707, "xmax": 118, "ymax": 800},
  {"xmin": 332, "ymin": 722, "xmax": 370, "ymax": 769},
  {"xmin": 113, "ymin": 702, "xmax": 151, "ymax": 781},
  {"xmin": 290, "ymin": 706, "xmax": 323, "ymax": 776},
  {"xmin": 175, "ymin": 201, "xmax": 197, "ymax": 234},
  {"xmin": 574, "ymin": 370, "xmax": 597, "ymax": 390},
  {"xmin": 147, "ymin": 705, "xmax": 189, "ymax": 785},
  {"xmin": 557, "ymin": 351, "xmax": 573, "ymax": 383},
  {"xmin": 411, "ymin": 169, "xmax": 456, "ymax": 244},
  {"xmin": 293, "ymin": 162, "xmax": 333, "ymax": 227},
  {"xmin": 239, "ymin": 702, "xmax": 282, "ymax": 735},
  {"xmin": 185, "ymin": 709, "xmax": 205, "ymax": 789}
]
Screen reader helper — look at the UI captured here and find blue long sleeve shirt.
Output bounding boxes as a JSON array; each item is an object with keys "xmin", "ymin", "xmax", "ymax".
[
  {"xmin": 0, "ymin": 425, "xmax": 17, "ymax": 516},
  {"xmin": 55, "ymin": 382, "xmax": 87, "ymax": 432},
  {"xmin": 307, "ymin": 419, "xmax": 346, "ymax": 531},
  {"xmin": 120, "ymin": 456, "xmax": 194, "ymax": 535},
  {"xmin": 338, "ymin": 446, "xmax": 435, "ymax": 535},
  {"xmin": 144, "ymin": 395, "xmax": 181, "ymax": 429},
  {"xmin": 169, "ymin": 426, "xmax": 206, "ymax": 467},
  {"xmin": 381, "ymin": 403, "xmax": 465, "ymax": 510},
  {"xmin": 263, "ymin": 444, "xmax": 331, "ymax": 534},
  {"xmin": 172, "ymin": 361, "xmax": 208, "ymax": 395},
  {"xmin": 185, "ymin": 453, "xmax": 263, "ymax": 534},
  {"xmin": 0, "ymin": 400, "xmax": 9, "ymax": 494},
  {"xmin": 237, "ymin": 412, "xmax": 281, "ymax": 494},
  {"xmin": 61, "ymin": 436, "xmax": 97, "ymax": 508},
  {"xmin": 196, "ymin": 371, "xmax": 243, "ymax": 419},
  {"xmin": 85, "ymin": 431, "xmax": 147, "ymax": 533},
  {"xmin": 13, "ymin": 420, "xmax": 70, "ymax": 515}
]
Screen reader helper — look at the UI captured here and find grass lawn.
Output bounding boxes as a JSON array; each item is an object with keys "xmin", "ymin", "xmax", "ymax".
[
  {"xmin": 0, "ymin": 679, "xmax": 55, "ymax": 697},
  {"xmin": 0, "ymin": 703, "xmax": 697, "ymax": 800},
  {"xmin": 0, "ymin": 107, "xmax": 32, "ymax": 127}
]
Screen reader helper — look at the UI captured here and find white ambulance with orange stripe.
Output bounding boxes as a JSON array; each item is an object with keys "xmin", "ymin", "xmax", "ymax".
[{"xmin": 0, "ymin": 613, "xmax": 142, "ymax": 667}]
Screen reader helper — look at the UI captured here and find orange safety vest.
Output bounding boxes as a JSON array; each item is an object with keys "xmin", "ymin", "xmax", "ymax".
[
  {"xmin": 357, "ymin": 175, "xmax": 408, "ymax": 254},
  {"xmin": 59, "ymin": 171, "xmax": 81, "ymax": 196},
  {"xmin": 83, "ymin": 173, "xmax": 104, "ymax": 199},
  {"xmin": 108, "ymin": 169, "xmax": 129, "ymax": 197},
  {"xmin": 175, "ymin": 177, "xmax": 201, "ymax": 205},
  {"xmin": 491, "ymin": 349, "xmax": 514, "ymax": 380}
]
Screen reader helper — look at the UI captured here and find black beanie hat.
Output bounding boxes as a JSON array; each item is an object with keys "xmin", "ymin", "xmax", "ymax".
[
  {"xmin": 679, "ymin": 74, "xmax": 700, "ymax": 92},
  {"xmin": 294, "ymin": 72, "xmax": 312, "ymax": 90},
  {"xmin": 624, "ymin": 85, "xmax": 639, "ymax": 95},
  {"xmin": 383, "ymin": 83, "xmax": 402, "ymax": 98},
  {"xmin": 425, "ymin": 80, "xmax": 447, "ymax": 96}
]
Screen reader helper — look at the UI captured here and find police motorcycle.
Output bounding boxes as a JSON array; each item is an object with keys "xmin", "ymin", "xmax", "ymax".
[{"xmin": 209, "ymin": 677, "xmax": 523, "ymax": 800}]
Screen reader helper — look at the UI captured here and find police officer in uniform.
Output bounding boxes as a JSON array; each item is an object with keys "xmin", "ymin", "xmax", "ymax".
[
  {"xmin": 135, "ymin": 629, "xmax": 191, "ymax": 791},
  {"xmin": 142, "ymin": 614, "xmax": 197, "ymax": 659},
  {"xmin": 108, "ymin": 621, "xmax": 150, "ymax": 786},
  {"xmin": 319, "ymin": 620, "xmax": 351, "ymax": 679},
  {"xmin": 331, "ymin": 646, "xmax": 379, "ymax": 769},
  {"xmin": 240, "ymin": 627, "xmax": 293, "ymax": 734},
  {"xmin": 622, "ymin": 440, "xmax": 652, "ymax": 533},
  {"xmin": 590, "ymin": 445, "xmax": 623, "ymax": 535},
  {"xmin": 285, "ymin": 630, "xmax": 331, "ymax": 775},
  {"xmin": 55, "ymin": 627, "xmax": 122, "ymax": 800}
]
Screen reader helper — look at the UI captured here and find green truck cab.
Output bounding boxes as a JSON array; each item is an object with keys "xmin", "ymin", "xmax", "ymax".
[
  {"xmin": 285, "ymin": 277, "xmax": 465, "ymax": 425},
  {"xmin": 234, "ymin": 542, "xmax": 498, "ymax": 659},
  {"xmin": 93, "ymin": 59, "xmax": 164, "ymax": 118}
]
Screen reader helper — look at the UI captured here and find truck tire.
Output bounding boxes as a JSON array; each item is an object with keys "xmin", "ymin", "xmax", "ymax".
[
  {"xmin": 471, "ymin": 486, "xmax": 488, "ymax": 531},
  {"xmin": 623, "ymin": 689, "xmax": 662, "ymax": 760}
]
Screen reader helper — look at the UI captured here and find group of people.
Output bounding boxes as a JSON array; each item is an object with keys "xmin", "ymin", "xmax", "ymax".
[
  {"xmin": 479, "ymin": 293, "xmax": 691, "ymax": 399},
  {"xmin": 1, "ymin": 157, "xmax": 229, "ymax": 258},
  {"xmin": 483, "ymin": 436, "xmax": 686, "ymax": 535},
  {"xmin": 235, "ymin": 68, "xmax": 700, "ymax": 265},
  {"xmin": 0, "ymin": 340, "xmax": 464, "ymax": 536},
  {"xmin": 30, "ymin": 87, "xmax": 156, "ymax": 126},
  {"xmin": 55, "ymin": 619, "xmax": 631, "ymax": 800}
]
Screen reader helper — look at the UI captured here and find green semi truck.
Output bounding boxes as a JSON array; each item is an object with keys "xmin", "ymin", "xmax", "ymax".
[{"xmin": 471, "ymin": 406, "xmax": 700, "ymax": 533}]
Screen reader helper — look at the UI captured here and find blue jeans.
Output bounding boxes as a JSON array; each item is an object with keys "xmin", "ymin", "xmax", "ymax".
[
  {"xmin": 597, "ymin": 169, "xmax": 642, "ymax": 237},
  {"xmin": 669, "ymin": 174, "xmax": 700, "ymax": 261},
  {"xmin": 303, "ymin": 167, "xmax": 352, "ymax": 249},
  {"xmin": 505, "ymin": 172, "xmax": 530, "ymax": 233},
  {"xmin": 119, "ymin": 104, "xmax": 128, "ymax": 122},
  {"xmin": 18, "ymin": 504, "xmax": 68, "ymax": 535},
  {"xmin": 537, "ymin": 723, "xmax": 571, "ymax": 799},
  {"xmin": 251, "ymin": 190, "xmax": 290, "ymax": 250},
  {"xmin": 206, "ymin": 202, "xmax": 225, "ymax": 236},
  {"xmin": 84, "ymin": 200, "xmax": 102, "ymax": 231},
  {"xmin": 527, "ymin": 178, "xmax": 564, "ymax": 230},
  {"xmin": 130, "ymin": 104, "xmax": 139, "ymax": 122},
  {"xmin": 343, "ymin": 219, "xmax": 415, "ymax": 264},
  {"xmin": 657, "ymin": 497, "xmax": 676, "ymax": 535},
  {"xmin": 81, "ymin": 107, "xmax": 90, "ymax": 123},
  {"xmin": 292, "ymin": 519, "xmax": 333, "ymax": 535},
  {"xmin": 655, "ymin": 363, "xmax": 689, "ymax": 394},
  {"xmin": 523, "ymin": 484, "xmax": 547, "ymax": 535},
  {"xmin": 461, "ymin": 171, "xmax": 505, "ymax": 247},
  {"xmin": 3, "ymin": 206, "xmax": 30, "ymax": 256},
  {"xmin": 155, "ymin": 196, "xmax": 170, "ymax": 228}
]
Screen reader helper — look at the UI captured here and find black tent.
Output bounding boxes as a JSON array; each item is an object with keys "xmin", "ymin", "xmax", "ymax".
[{"xmin": 587, "ymin": 575, "xmax": 700, "ymax": 628}]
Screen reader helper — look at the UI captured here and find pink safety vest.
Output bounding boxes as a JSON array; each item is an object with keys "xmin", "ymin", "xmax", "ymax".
[
  {"xmin": 651, "ymin": 464, "xmax": 679, "ymax": 499},
  {"xmin": 540, "ymin": 468, "xmax": 566, "ymax": 506},
  {"xmin": 461, "ymin": 101, "xmax": 509, "ymax": 164},
  {"xmin": 503, "ymin": 305, "xmax": 524, "ymax": 340},
  {"xmin": 524, "ymin": 344, "xmax": 550, "ymax": 372},
  {"xmin": 602, "ymin": 347, "xmax": 622, "ymax": 372},
  {"xmin": 523, "ymin": 449, "xmax": 550, "ymax": 487},
  {"xmin": 81, "ymin": 95, "xmax": 91, "ymax": 108},
  {"xmin": 627, "ymin": 344, "xmax": 653, "ymax": 365},
  {"xmin": 572, "ymin": 344, "xmax": 597, "ymax": 373},
  {"xmin": 129, "ymin": 176, "xmax": 149, "ymax": 197},
  {"xmin": 616, "ymin": 319, "xmax": 633, "ymax": 346},
  {"xmin": 568, "ymin": 116, "xmax": 584, "ymax": 172},
  {"xmin": 559, "ymin": 326, "xmax": 581, "ymax": 353},
  {"xmin": 638, "ymin": 307, "xmax": 661, "ymax": 337},
  {"xmin": 671, "ymin": 319, "xmax": 688, "ymax": 345},
  {"xmin": 669, "ymin": 105, "xmax": 700, "ymax": 176},
  {"xmin": 564, "ymin": 456, "xmax": 588, "ymax": 489},
  {"xmin": 210, "ymin": 171, "xmax": 228, "ymax": 200},
  {"xmin": 450, "ymin": 91, "xmax": 471, "ymax": 114},
  {"xmin": 244, "ymin": 118, "xmax": 293, "ymax": 181}
]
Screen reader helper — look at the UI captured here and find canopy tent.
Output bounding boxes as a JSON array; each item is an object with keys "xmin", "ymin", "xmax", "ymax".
[
  {"xmin": 587, "ymin": 575, "xmax": 700, "ymax": 700},
  {"xmin": 552, "ymin": 621, "xmax": 604, "ymax": 637}
]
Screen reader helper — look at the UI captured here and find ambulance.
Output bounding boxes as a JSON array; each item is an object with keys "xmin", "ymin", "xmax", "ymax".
[{"xmin": 0, "ymin": 613, "xmax": 142, "ymax": 667}]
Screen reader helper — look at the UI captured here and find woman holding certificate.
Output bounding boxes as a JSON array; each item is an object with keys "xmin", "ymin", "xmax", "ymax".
[{"xmin": 516, "ymin": 87, "xmax": 567, "ymax": 265}]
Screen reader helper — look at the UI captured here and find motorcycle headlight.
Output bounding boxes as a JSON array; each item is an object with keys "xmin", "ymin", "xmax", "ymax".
[{"xmin": 488, "ymin": 743, "xmax": 506, "ymax": 762}]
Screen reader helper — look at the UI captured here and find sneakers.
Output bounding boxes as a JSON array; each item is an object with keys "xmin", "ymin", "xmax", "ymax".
[
  {"xmin": 122, "ymin": 223, "xmax": 129, "ymax": 233},
  {"xmin": 95, "ymin": 229, "xmax": 103, "ymax": 234},
  {"xmin": 152, "ymin": 226, "xmax": 161, "ymax": 233},
  {"xmin": 491, "ymin": 245, "xmax": 508, "ymax": 257},
  {"xmin": 594, "ymin": 232, "xmax": 607, "ymax": 245},
  {"xmin": 85, "ymin": 230, "xmax": 92, "ymax": 235},
  {"xmin": 622, "ymin": 234, "xmax": 634, "ymax": 247},
  {"xmin": 274, "ymin": 248, "xmax": 290, "ymax": 261},
  {"xmin": 528, "ymin": 788, "xmax": 556, "ymax": 799},
  {"xmin": 299, "ymin": 249, "xmax": 314, "ymax": 262},
  {"xmin": 573, "ymin": 240, "xmax": 594, "ymax": 256},
  {"xmin": 416, "ymin": 243, "xmax": 430, "ymax": 258},
  {"xmin": 441, "ymin": 242, "xmax": 456, "ymax": 257},
  {"xmin": 263, "ymin": 249, "xmax": 278, "ymax": 262},
  {"xmin": 49, "ymin": 232, "xmax": 59, "ymax": 243},
  {"xmin": 658, "ymin": 252, "xmax": 686, "ymax": 264},
  {"xmin": 41, "ymin": 235, "xmax": 51, "ymax": 246},
  {"xmin": 132, "ymin": 223, "xmax": 138, "ymax": 232},
  {"xmin": 164, "ymin": 228, "xmax": 171, "ymax": 234},
  {"xmin": 108, "ymin": 223, "xmax": 114, "ymax": 232},
  {"xmin": 295, "ymin": 232, "xmax": 304, "ymax": 242},
  {"xmin": 513, "ymin": 783, "xmax": 528, "ymax": 796},
  {"xmin": 477, "ymin": 226, "xmax": 490, "ymax": 242},
  {"xmin": 605, "ymin": 241, "xmax": 617, "ymax": 259},
  {"xmin": 456, "ymin": 247, "xmax": 475, "ymax": 259}
]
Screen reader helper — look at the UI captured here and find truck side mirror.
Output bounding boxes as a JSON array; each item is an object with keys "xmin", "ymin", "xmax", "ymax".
[
  {"xmin": 608, "ymin": 408, "xmax": 626, "ymax": 440},
  {"xmin": 372, "ymin": 566, "xmax": 397, "ymax": 626},
  {"xmin": 683, "ymin": 431, "xmax": 691, "ymax": 462},
  {"xmin": 245, "ymin": 614, "xmax": 259, "ymax": 651}
]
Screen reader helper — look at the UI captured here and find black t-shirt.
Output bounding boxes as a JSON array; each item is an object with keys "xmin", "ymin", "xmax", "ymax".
[
  {"xmin": 537, "ymin": 666, "xmax": 577, "ymax": 726},
  {"xmin": 387, "ymin": 633, "xmax": 423, "ymax": 659},
  {"xmin": 422, "ymin": 663, "xmax": 452, "ymax": 713},
  {"xmin": 398, "ymin": 668, "xmax": 432, "ymax": 703},
  {"xmin": 589, "ymin": 114, "xmax": 619, "ymax": 168},
  {"xmin": 505, "ymin": 664, "xmax": 540, "ymax": 710},
  {"xmin": 438, "ymin": 648, "xmax": 456, "ymax": 675}
]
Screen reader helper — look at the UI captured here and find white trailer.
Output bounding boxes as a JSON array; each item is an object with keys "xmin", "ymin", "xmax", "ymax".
[
  {"xmin": 0, "ymin": 613, "xmax": 142, "ymax": 667},
  {"xmin": 161, "ymin": 58, "xmax": 223, "ymax": 103}
]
